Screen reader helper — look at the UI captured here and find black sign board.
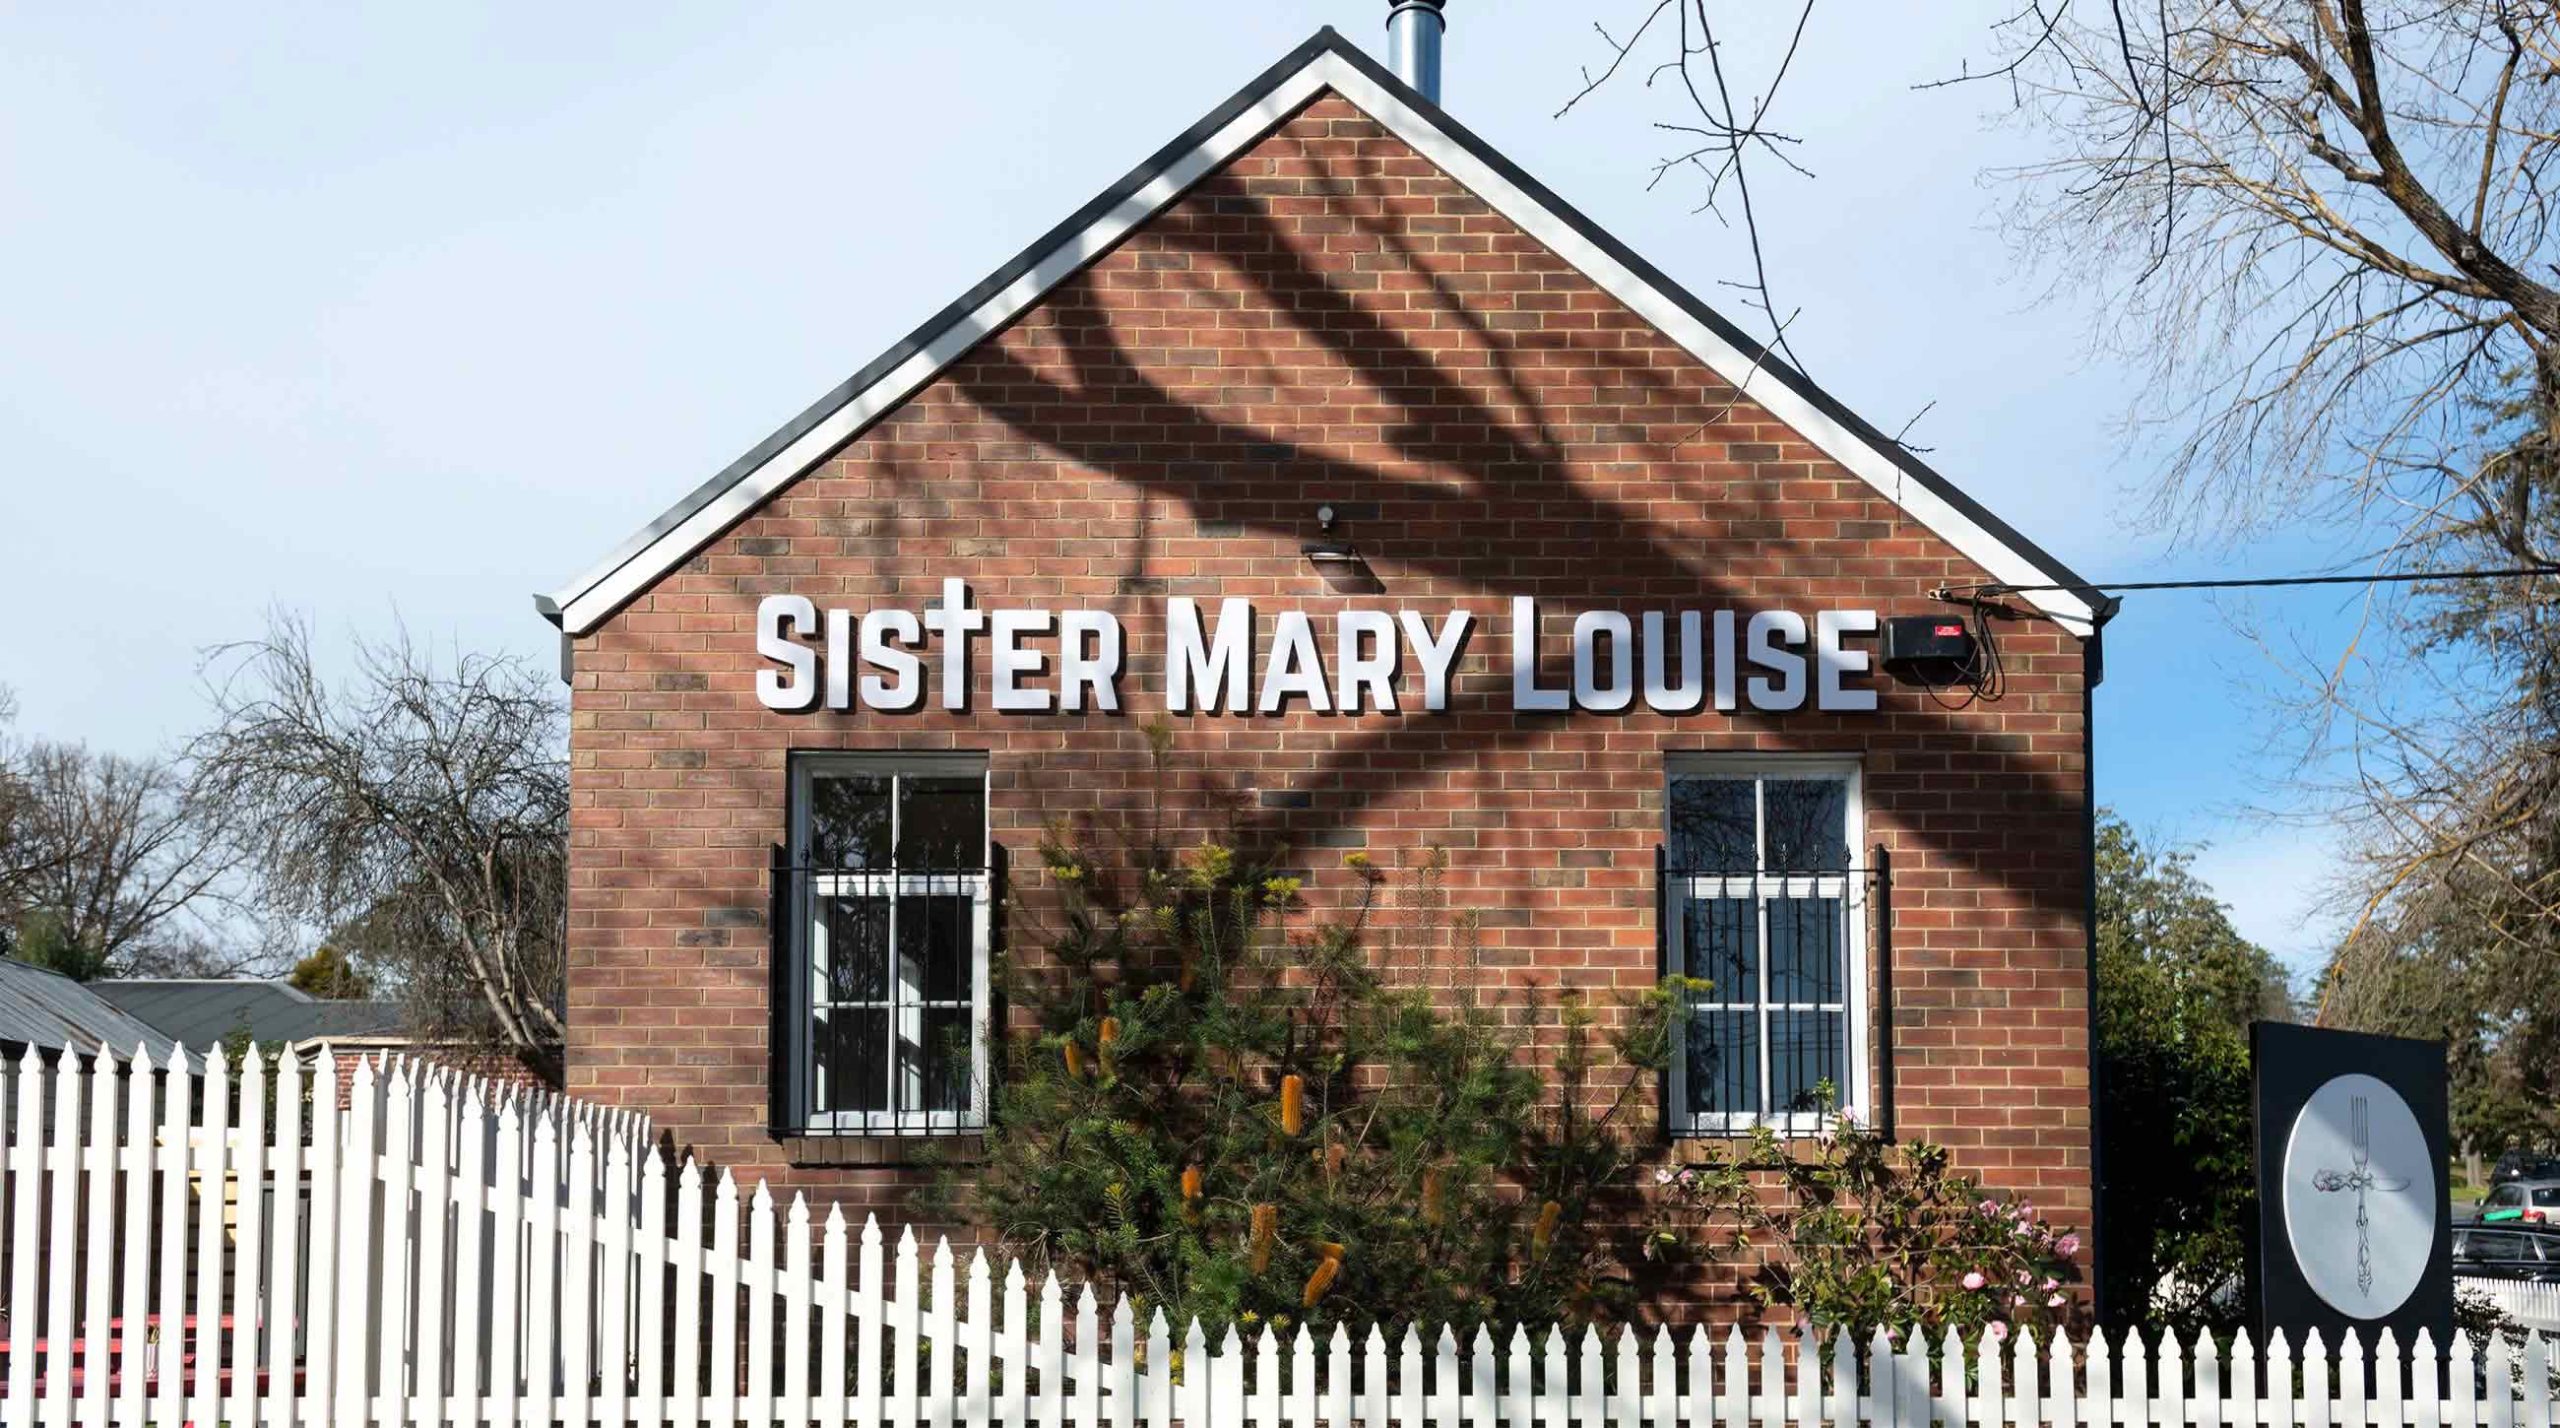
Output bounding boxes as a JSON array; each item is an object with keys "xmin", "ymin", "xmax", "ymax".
[{"xmin": 2252, "ymin": 1021, "xmax": 2451, "ymax": 1346}]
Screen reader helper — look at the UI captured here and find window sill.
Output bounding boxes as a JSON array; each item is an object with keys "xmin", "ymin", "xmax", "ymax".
[
  {"xmin": 1663, "ymin": 1123, "xmax": 1864, "ymax": 1156},
  {"xmin": 778, "ymin": 1134, "xmax": 987, "ymax": 1168}
]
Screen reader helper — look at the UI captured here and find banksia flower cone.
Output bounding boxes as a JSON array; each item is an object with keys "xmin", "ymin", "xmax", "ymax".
[
  {"xmin": 1421, "ymin": 1167, "xmax": 1445, "ymax": 1226},
  {"xmin": 1098, "ymin": 1016, "xmax": 1120, "ymax": 1049},
  {"xmin": 1279, "ymin": 1074, "xmax": 1305, "ymax": 1137},
  {"xmin": 1323, "ymin": 1140, "xmax": 1345, "ymax": 1181},
  {"xmin": 1064, "ymin": 1041, "xmax": 1088, "ymax": 1080},
  {"xmin": 1301, "ymin": 1256, "xmax": 1340, "ymax": 1308},
  {"xmin": 1180, "ymin": 1164, "xmax": 1204, "ymax": 1223},
  {"xmin": 1249, "ymin": 1203, "xmax": 1279, "ymax": 1273},
  {"xmin": 1530, "ymin": 1200, "xmax": 1563, "ymax": 1256}
]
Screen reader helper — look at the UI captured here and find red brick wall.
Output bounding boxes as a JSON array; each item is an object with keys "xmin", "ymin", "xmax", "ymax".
[{"xmin": 566, "ymin": 96, "xmax": 2093, "ymax": 1266}]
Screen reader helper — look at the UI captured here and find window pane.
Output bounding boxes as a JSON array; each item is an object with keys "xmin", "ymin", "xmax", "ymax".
[
  {"xmin": 816, "ymin": 1008, "xmax": 888, "ymax": 1114},
  {"xmin": 808, "ymin": 774, "xmax": 892, "ymax": 869},
  {"xmin": 1763, "ymin": 779, "xmax": 1849, "ymax": 870},
  {"xmin": 2536, "ymin": 1187, "xmax": 2560, "ymax": 1207},
  {"xmin": 1768, "ymin": 895, "xmax": 1847, "ymax": 1004},
  {"xmin": 1682, "ymin": 897, "xmax": 1758, "ymax": 1003},
  {"xmin": 1685, "ymin": 1010, "xmax": 1759, "ymax": 1117},
  {"xmin": 898, "ymin": 894, "xmax": 973, "ymax": 1003},
  {"xmin": 1668, "ymin": 778, "xmax": 1756, "ymax": 869},
  {"xmin": 917, "ymin": 1006, "xmax": 974, "ymax": 1115},
  {"xmin": 897, "ymin": 776, "xmax": 986, "ymax": 869},
  {"xmin": 1769, "ymin": 1010, "xmax": 1846, "ymax": 1116},
  {"xmin": 819, "ymin": 897, "xmax": 889, "ymax": 1003}
]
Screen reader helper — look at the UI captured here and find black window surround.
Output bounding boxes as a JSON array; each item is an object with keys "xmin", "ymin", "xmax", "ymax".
[
  {"xmin": 771, "ymin": 752, "xmax": 994, "ymax": 1140},
  {"xmin": 1662, "ymin": 755, "xmax": 1870, "ymax": 1138}
]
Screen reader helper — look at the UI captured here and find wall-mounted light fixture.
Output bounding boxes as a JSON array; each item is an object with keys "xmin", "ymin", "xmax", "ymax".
[{"xmin": 1301, "ymin": 505, "xmax": 1384, "ymax": 594}]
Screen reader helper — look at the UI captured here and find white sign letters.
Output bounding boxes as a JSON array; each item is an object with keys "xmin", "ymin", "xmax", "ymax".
[{"xmin": 755, "ymin": 580, "xmax": 1878, "ymax": 716}]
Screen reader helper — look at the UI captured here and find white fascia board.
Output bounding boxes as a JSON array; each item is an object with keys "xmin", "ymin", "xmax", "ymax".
[{"xmin": 551, "ymin": 48, "xmax": 2096, "ymax": 637}]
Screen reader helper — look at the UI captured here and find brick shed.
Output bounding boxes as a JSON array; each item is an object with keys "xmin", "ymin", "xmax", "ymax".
[{"xmin": 535, "ymin": 24, "xmax": 2114, "ymax": 1301}]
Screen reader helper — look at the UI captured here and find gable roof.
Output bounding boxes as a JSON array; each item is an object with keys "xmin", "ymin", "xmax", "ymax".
[
  {"xmin": 0, "ymin": 959, "xmax": 191, "ymax": 1069},
  {"xmin": 538, "ymin": 27, "xmax": 2110, "ymax": 638},
  {"xmin": 93, "ymin": 978, "xmax": 405, "ymax": 1049}
]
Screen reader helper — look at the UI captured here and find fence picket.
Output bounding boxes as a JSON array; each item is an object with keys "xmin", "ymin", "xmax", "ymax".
[
  {"xmin": 76, "ymin": 1052, "xmax": 111, "ymax": 1428},
  {"xmin": 744, "ymin": 1183, "xmax": 775, "ymax": 1428},
  {"xmin": 675, "ymin": 1161, "xmax": 706, "ymax": 1428},
  {"xmin": 892, "ymin": 1230, "xmax": 920, "ymax": 1428},
  {"xmin": 1975, "ymin": 1327, "xmax": 2004, "ymax": 1428},
  {"xmin": 1038, "ymin": 1275, "xmax": 1065, "ymax": 1428},
  {"xmin": 1252, "ymin": 1326, "xmax": 1278, "ymax": 1428},
  {"xmin": 991, "ymin": 1255, "xmax": 1020, "ymax": 1428},
  {"xmin": 960, "ymin": 1249, "xmax": 988, "ymax": 1428},
  {"xmin": 36, "ymin": 1047, "xmax": 73, "ymax": 1428},
  {"xmin": 2415, "ymin": 1330, "xmax": 2444, "ymax": 1428},
  {"xmin": 1074, "ymin": 1288, "xmax": 1098, "ymax": 1428},
  {"xmin": 562, "ymin": 1118, "xmax": 597, "ymax": 1428},
  {"xmin": 1148, "ymin": 1311, "xmax": 1175, "ymax": 1428},
  {"xmin": 184, "ymin": 1046, "xmax": 224, "ymax": 1428},
  {"xmin": 491, "ymin": 1097, "xmax": 527, "ymax": 1428},
  {"xmin": 1299, "ymin": 1326, "xmax": 1325, "ymax": 1428},
  {"xmin": 113, "ymin": 1050, "xmax": 150, "ymax": 1428},
  {"xmin": 925, "ymin": 1240, "xmax": 954, "ymax": 1428},
  {"xmin": 1612, "ymin": 1327, "xmax": 1639, "ymax": 1428},
  {"xmin": 602, "ymin": 1128, "xmax": 635, "ymax": 1428},
  {"xmin": 784, "ymin": 1197, "xmax": 814, "ymax": 1428},
  {"xmin": 454, "ymin": 1085, "xmax": 489, "ymax": 1428},
  {"xmin": 710, "ymin": 1172, "xmax": 741, "ymax": 1426},
  {"xmin": 1109, "ymin": 1295, "xmax": 1135, "ymax": 1428},
  {"xmin": 2343, "ymin": 1330, "xmax": 2373, "ymax": 1428},
  {"xmin": 1183, "ymin": 1322, "xmax": 1211, "ymax": 1428},
  {"xmin": 823, "ymin": 1208, "xmax": 852, "ymax": 1428},
  {"xmin": 420, "ymin": 1069, "xmax": 455, "ymax": 1428}
]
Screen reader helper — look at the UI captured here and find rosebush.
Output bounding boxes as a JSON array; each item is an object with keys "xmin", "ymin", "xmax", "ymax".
[{"xmin": 1652, "ymin": 1097, "xmax": 2083, "ymax": 1339}]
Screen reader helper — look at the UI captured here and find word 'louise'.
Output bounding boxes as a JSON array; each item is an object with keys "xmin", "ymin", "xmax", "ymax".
[{"xmin": 755, "ymin": 581, "xmax": 1878, "ymax": 716}]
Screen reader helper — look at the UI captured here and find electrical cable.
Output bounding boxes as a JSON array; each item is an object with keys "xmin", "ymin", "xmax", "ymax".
[
  {"xmin": 1923, "ymin": 564, "xmax": 2558, "ymax": 705},
  {"xmin": 1933, "ymin": 563, "xmax": 2560, "ymax": 602}
]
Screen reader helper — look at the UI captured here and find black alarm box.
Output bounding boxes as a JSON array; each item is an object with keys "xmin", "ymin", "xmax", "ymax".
[{"xmin": 1881, "ymin": 615, "xmax": 1977, "ymax": 683}]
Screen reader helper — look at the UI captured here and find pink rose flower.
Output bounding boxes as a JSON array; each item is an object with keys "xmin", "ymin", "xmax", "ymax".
[
  {"xmin": 1962, "ymin": 1270, "xmax": 1987, "ymax": 1291},
  {"xmin": 2055, "ymin": 1234, "xmax": 2081, "ymax": 1256},
  {"xmin": 2047, "ymin": 1293, "xmax": 2067, "ymax": 1309},
  {"xmin": 1977, "ymin": 1199, "xmax": 2000, "ymax": 1216},
  {"xmin": 1986, "ymin": 1322, "xmax": 2010, "ymax": 1343}
]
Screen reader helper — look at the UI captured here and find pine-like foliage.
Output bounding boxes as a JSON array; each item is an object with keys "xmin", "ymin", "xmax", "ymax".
[{"xmin": 939, "ymin": 748, "xmax": 1678, "ymax": 1331}]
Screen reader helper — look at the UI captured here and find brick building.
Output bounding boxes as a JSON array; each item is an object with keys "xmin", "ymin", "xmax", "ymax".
[{"xmin": 536, "ymin": 19, "xmax": 2113, "ymax": 1283}]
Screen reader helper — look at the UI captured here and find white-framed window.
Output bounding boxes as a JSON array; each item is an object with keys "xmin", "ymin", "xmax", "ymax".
[
  {"xmin": 1663, "ymin": 756, "xmax": 1866, "ymax": 1136},
  {"xmin": 783, "ymin": 753, "xmax": 991, "ymax": 1136}
]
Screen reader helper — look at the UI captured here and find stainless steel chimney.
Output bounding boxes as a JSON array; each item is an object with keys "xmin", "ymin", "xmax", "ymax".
[{"xmin": 1385, "ymin": 0, "xmax": 1446, "ymax": 104}]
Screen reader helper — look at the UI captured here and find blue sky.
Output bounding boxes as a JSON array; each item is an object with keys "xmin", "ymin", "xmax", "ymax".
[{"xmin": 0, "ymin": 2, "xmax": 2360, "ymax": 972}]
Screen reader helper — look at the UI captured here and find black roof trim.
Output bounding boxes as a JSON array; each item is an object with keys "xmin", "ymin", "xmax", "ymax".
[{"xmin": 545, "ymin": 25, "xmax": 2112, "ymax": 630}]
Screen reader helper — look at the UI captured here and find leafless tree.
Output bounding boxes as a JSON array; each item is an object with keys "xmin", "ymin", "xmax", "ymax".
[
  {"xmin": 190, "ymin": 615, "xmax": 568, "ymax": 1070},
  {"xmin": 3, "ymin": 742, "xmax": 242, "ymax": 975},
  {"xmin": 1567, "ymin": 4, "xmax": 2560, "ymax": 1105}
]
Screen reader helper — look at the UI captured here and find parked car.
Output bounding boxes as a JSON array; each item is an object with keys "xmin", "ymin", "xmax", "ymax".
[
  {"xmin": 2474, "ymin": 1178, "xmax": 2560, "ymax": 1223},
  {"xmin": 2490, "ymin": 1151, "xmax": 2560, "ymax": 1184},
  {"xmin": 2453, "ymin": 1222, "xmax": 2560, "ymax": 1281}
]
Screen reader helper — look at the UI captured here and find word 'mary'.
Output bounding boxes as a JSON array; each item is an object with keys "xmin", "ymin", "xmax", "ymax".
[{"xmin": 756, "ymin": 581, "xmax": 1879, "ymax": 716}]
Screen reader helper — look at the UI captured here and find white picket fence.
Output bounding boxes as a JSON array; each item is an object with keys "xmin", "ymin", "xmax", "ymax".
[{"xmin": 2, "ymin": 1042, "xmax": 2557, "ymax": 1428}]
